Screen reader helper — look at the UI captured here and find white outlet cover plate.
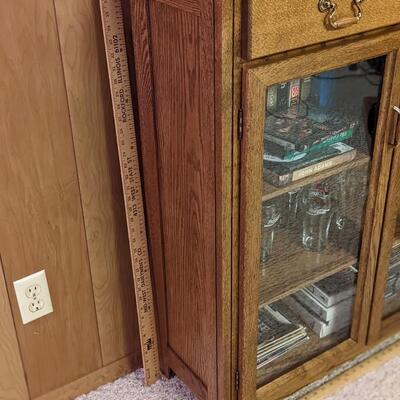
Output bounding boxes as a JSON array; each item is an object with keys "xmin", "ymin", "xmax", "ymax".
[{"xmin": 13, "ymin": 270, "xmax": 53, "ymax": 324}]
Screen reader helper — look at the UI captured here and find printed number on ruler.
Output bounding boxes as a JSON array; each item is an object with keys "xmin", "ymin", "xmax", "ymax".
[{"xmin": 99, "ymin": 0, "xmax": 160, "ymax": 385}]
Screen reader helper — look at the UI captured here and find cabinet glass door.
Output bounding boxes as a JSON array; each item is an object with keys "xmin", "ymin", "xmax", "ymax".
[
  {"xmin": 256, "ymin": 58, "xmax": 385, "ymax": 385},
  {"xmin": 239, "ymin": 40, "xmax": 397, "ymax": 397},
  {"xmin": 369, "ymin": 109, "xmax": 400, "ymax": 338}
]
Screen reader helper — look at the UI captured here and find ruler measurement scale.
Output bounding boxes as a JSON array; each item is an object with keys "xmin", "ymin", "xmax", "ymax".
[{"xmin": 99, "ymin": 0, "xmax": 160, "ymax": 385}]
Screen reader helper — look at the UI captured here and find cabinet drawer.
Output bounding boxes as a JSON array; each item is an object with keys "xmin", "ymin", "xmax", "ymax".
[{"xmin": 243, "ymin": 0, "xmax": 400, "ymax": 59}]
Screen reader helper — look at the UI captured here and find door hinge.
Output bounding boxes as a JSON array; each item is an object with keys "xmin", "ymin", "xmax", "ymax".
[
  {"xmin": 238, "ymin": 107, "xmax": 244, "ymax": 142},
  {"xmin": 235, "ymin": 370, "xmax": 240, "ymax": 391}
]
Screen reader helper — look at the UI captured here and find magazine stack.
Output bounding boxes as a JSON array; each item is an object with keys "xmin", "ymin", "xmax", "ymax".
[{"xmin": 257, "ymin": 303, "xmax": 309, "ymax": 369}]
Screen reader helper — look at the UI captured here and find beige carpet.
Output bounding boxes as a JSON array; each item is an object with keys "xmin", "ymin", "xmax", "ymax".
[
  {"xmin": 324, "ymin": 355, "xmax": 400, "ymax": 399},
  {"xmin": 76, "ymin": 338, "xmax": 400, "ymax": 400}
]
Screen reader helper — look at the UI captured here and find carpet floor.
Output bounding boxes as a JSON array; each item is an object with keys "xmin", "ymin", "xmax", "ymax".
[
  {"xmin": 324, "ymin": 355, "xmax": 400, "ymax": 400},
  {"xmin": 76, "ymin": 341, "xmax": 400, "ymax": 400}
]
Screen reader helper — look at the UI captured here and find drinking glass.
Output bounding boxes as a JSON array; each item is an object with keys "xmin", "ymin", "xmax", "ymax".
[
  {"xmin": 302, "ymin": 187, "xmax": 332, "ymax": 252},
  {"xmin": 280, "ymin": 188, "xmax": 302, "ymax": 227},
  {"xmin": 329, "ymin": 172, "xmax": 347, "ymax": 231},
  {"xmin": 260, "ymin": 203, "xmax": 281, "ymax": 263}
]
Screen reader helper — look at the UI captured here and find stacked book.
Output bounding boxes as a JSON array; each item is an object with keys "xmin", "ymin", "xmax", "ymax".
[
  {"xmin": 257, "ymin": 303, "xmax": 309, "ymax": 369},
  {"xmin": 284, "ymin": 267, "xmax": 357, "ymax": 339},
  {"xmin": 385, "ymin": 245, "xmax": 400, "ymax": 300},
  {"xmin": 264, "ymin": 78, "xmax": 358, "ymax": 188}
]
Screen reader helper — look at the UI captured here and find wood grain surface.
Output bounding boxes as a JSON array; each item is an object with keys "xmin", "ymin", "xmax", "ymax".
[
  {"xmin": 214, "ymin": 0, "xmax": 235, "ymax": 398},
  {"xmin": 0, "ymin": 259, "xmax": 29, "ymax": 400},
  {"xmin": 368, "ymin": 52, "xmax": 400, "ymax": 342},
  {"xmin": 256, "ymin": 339, "xmax": 363, "ymax": 400},
  {"xmin": 0, "ymin": 1, "xmax": 102, "ymax": 397},
  {"xmin": 130, "ymin": 0, "xmax": 169, "ymax": 376},
  {"xmin": 351, "ymin": 51, "xmax": 398, "ymax": 345},
  {"xmin": 53, "ymin": 0, "xmax": 140, "ymax": 365},
  {"xmin": 243, "ymin": 0, "xmax": 400, "ymax": 59},
  {"xmin": 148, "ymin": 0, "xmax": 216, "ymax": 390},
  {"xmin": 238, "ymin": 69, "xmax": 265, "ymax": 400},
  {"xmin": 232, "ymin": 1, "xmax": 244, "ymax": 398},
  {"xmin": 155, "ymin": 0, "xmax": 200, "ymax": 15},
  {"xmin": 35, "ymin": 354, "xmax": 139, "ymax": 400},
  {"xmin": 130, "ymin": 0, "xmax": 219, "ymax": 397},
  {"xmin": 239, "ymin": 31, "xmax": 400, "ymax": 400}
]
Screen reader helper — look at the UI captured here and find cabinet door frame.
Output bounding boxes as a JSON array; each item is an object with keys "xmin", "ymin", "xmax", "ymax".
[
  {"xmin": 368, "ymin": 58, "xmax": 400, "ymax": 342},
  {"xmin": 238, "ymin": 30, "xmax": 400, "ymax": 400}
]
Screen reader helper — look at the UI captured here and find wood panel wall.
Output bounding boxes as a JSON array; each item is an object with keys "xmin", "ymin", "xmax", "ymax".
[{"xmin": 0, "ymin": 1, "xmax": 140, "ymax": 399}]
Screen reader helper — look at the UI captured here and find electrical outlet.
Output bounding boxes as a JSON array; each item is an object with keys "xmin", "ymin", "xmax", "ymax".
[{"xmin": 13, "ymin": 270, "xmax": 53, "ymax": 324}]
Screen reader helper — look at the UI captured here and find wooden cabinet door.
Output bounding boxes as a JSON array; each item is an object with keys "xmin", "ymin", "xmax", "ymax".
[
  {"xmin": 238, "ymin": 31, "xmax": 400, "ymax": 400},
  {"xmin": 368, "ymin": 66, "xmax": 400, "ymax": 342}
]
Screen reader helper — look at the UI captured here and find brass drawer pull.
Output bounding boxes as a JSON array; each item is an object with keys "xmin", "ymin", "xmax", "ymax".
[{"xmin": 319, "ymin": 0, "xmax": 364, "ymax": 30}]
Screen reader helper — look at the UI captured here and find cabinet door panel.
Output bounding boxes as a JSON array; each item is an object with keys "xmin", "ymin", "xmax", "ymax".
[
  {"xmin": 368, "ymin": 60, "xmax": 400, "ymax": 340},
  {"xmin": 239, "ymin": 32, "xmax": 400, "ymax": 400}
]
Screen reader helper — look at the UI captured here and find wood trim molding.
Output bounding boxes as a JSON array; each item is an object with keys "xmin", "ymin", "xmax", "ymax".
[
  {"xmin": 167, "ymin": 347, "xmax": 207, "ymax": 400},
  {"xmin": 35, "ymin": 354, "xmax": 141, "ymax": 400},
  {"xmin": 368, "ymin": 52, "xmax": 400, "ymax": 343}
]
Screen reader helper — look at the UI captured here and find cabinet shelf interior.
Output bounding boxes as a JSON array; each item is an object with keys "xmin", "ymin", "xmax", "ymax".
[
  {"xmin": 259, "ymin": 229, "xmax": 358, "ymax": 305},
  {"xmin": 256, "ymin": 299, "xmax": 350, "ymax": 387},
  {"xmin": 262, "ymin": 152, "xmax": 371, "ymax": 202}
]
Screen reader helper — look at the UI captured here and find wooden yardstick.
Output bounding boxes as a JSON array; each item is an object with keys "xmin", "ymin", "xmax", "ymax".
[{"xmin": 99, "ymin": 0, "xmax": 161, "ymax": 385}]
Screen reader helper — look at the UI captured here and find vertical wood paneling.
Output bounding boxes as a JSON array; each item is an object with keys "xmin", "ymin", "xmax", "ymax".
[
  {"xmin": 0, "ymin": 1, "xmax": 102, "ymax": 397},
  {"xmin": 0, "ymin": 259, "xmax": 29, "ymax": 400},
  {"xmin": 148, "ymin": 1, "xmax": 217, "ymax": 395},
  {"xmin": 53, "ymin": 0, "xmax": 140, "ymax": 365}
]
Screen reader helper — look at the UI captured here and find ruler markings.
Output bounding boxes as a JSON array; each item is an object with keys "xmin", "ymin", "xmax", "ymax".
[{"xmin": 99, "ymin": 0, "xmax": 160, "ymax": 385}]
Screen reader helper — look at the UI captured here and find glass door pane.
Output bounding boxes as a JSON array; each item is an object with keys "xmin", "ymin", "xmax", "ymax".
[{"xmin": 257, "ymin": 57, "xmax": 386, "ymax": 386}]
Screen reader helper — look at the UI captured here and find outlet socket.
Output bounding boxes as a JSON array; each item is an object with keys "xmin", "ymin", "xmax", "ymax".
[{"xmin": 14, "ymin": 270, "xmax": 53, "ymax": 324}]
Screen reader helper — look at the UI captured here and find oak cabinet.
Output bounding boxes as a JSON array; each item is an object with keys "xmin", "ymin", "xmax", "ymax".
[
  {"xmin": 242, "ymin": 0, "xmax": 400, "ymax": 58},
  {"xmin": 129, "ymin": 1, "xmax": 400, "ymax": 399}
]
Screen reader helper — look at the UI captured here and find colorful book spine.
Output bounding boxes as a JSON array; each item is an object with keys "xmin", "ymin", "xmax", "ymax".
[{"xmin": 288, "ymin": 79, "xmax": 301, "ymax": 107}]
